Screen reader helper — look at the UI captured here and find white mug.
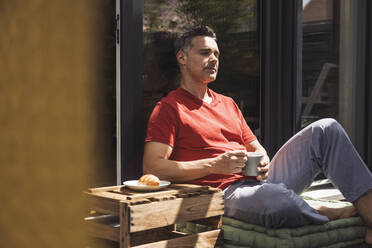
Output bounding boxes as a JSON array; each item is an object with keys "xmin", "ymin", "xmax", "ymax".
[{"xmin": 242, "ymin": 152, "xmax": 264, "ymax": 176}]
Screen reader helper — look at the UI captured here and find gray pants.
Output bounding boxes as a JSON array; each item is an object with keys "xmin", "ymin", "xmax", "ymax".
[{"xmin": 224, "ymin": 118, "xmax": 372, "ymax": 228}]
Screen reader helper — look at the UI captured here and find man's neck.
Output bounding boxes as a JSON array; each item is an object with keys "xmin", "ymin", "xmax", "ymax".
[{"xmin": 180, "ymin": 81, "xmax": 212, "ymax": 103}]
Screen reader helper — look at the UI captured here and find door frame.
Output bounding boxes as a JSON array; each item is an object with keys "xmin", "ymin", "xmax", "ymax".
[
  {"xmin": 259, "ymin": 0, "xmax": 303, "ymax": 158},
  {"xmin": 117, "ymin": 0, "xmax": 144, "ymax": 182},
  {"xmin": 366, "ymin": 0, "xmax": 372, "ymax": 168}
]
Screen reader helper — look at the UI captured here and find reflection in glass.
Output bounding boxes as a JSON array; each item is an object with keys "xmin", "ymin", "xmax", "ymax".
[
  {"xmin": 301, "ymin": 0, "xmax": 367, "ymax": 156},
  {"xmin": 302, "ymin": 0, "xmax": 338, "ymax": 128},
  {"xmin": 143, "ymin": 0, "xmax": 260, "ymax": 137}
]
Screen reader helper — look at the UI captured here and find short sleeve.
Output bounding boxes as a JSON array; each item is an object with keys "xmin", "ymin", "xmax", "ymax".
[
  {"xmin": 240, "ymin": 116, "xmax": 257, "ymax": 144},
  {"xmin": 145, "ymin": 102, "xmax": 178, "ymax": 147},
  {"xmin": 232, "ymin": 99, "xmax": 257, "ymax": 144}
]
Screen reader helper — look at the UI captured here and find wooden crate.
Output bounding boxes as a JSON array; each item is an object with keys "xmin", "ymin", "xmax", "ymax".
[{"xmin": 84, "ymin": 184, "xmax": 224, "ymax": 248}]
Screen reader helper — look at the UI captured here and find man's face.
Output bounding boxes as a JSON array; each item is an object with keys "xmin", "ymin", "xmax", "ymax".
[{"xmin": 179, "ymin": 36, "xmax": 220, "ymax": 84}]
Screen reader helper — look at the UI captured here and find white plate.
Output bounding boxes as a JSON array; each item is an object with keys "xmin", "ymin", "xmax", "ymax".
[{"xmin": 123, "ymin": 180, "xmax": 171, "ymax": 191}]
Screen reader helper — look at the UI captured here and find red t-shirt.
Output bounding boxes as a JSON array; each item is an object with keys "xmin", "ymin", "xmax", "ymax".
[{"xmin": 145, "ymin": 88, "xmax": 257, "ymax": 189}]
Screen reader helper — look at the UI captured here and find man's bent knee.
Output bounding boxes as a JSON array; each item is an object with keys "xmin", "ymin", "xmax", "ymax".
[
  {"xmin": 313, "ymin": 118, "xmax": 340, "ymax": 132},
  {"xmin": 311, "ymin": 118, "xmax": 346, "ymax": 141}
]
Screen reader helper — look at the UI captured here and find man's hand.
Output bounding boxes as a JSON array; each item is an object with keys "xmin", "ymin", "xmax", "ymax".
[
  {"xmin": 256, "ymin": 154, "xmax": 270, "ymax": 181},
  {"xmin": 210, "ymin": 150, "xmax": 248, "ymax": 174}
]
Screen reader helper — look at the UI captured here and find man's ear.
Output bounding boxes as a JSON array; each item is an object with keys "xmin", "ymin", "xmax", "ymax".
[{"xmin": 176, "ymin": 50, "xmax": 187, "ymax": 65}]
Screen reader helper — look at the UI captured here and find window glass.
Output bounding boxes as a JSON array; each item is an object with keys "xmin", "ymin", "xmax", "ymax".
[
  {"xmin": 143, "ymin": 0, "xmax": 260, "ymax": 137},
  {"xmin": 302, "ymin": 0, "xmax": 367, "ymax": 157}
]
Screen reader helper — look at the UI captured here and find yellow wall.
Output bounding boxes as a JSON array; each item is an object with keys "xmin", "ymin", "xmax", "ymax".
[{"xmin": 0, "ymin": 1, "xmax": 116, "ymax": 247}]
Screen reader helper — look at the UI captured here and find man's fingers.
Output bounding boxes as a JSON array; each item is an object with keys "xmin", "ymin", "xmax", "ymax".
[
  {"xmin": 259, "ymin": 159, "xmax": 270, "ymax": 166},
  {"xmin": 230, "ymin": 155, "xmax": 238, "ymax": 160},
  {"xmin": 257, "ymin": 166, "xmax": 269, "ymax": 173},
  {"xmin": 230, "ymin": 160, "xmax": 245, "ymax": 173},
  {"xmin": 228, "ymin": 151, "xmax": 248, "ymax": 162},
  {"xmin": 233, "ymin": 167, "xmax": 243, "ymax": 173},
  {"xmin": 233, "ymin": 158, "xmax": 248, "ymax": 163},
  {"xmin": 256, "ymin": 172, "xmax": 268, "ymax": 181},
  {"xmin": 230, "ymin": 161, "xmax": 245, "ymax": 171},
  {"xmin": 256, "ymin": 174, "xmax": 264, "ymax": 181},
  {"xmin": 236, "ymin": 163, "xmax": 247, "ymax": 171},
  {"xmin": 227, "ymin": 150, "xmax": 247, "ymax": 157},
  {"xmin": 229, "ymin": 155, "xmax": 247, "ymax": 163}
]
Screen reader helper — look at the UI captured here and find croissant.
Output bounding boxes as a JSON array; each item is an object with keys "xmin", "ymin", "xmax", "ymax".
[{"xmin": 138, "ymin": 174, "xmax": 160, "ymax": 186}]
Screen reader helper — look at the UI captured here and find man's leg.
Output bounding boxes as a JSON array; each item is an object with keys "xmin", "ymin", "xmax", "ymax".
[
  {"xmin": 224, "ymin": 180, "xmax": 329, "ymax": 228},
  {"xmin": 354, "ymin": 190, "xmax": 372, "ymax": 244},
  {"xmin": 266, "ymin": 118, "xmax": 372, "ymax": 241},
  {"xmin": 366, "ymin": 227, "xmax": 372, "ymax": 244},
  {"xmin": 354, "ymin": 190, "xmax": 372, "ymax": 227},
  {"xmin": 267, "ymin": 118, "xmax": 372, "ymax": 198}
]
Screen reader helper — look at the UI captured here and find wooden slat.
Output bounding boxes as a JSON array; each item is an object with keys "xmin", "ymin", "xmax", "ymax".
[
  {"xmin": 130, "ymin": 193, "xmax": 224, "ymax": 232},
  {"xmin": 120, "ymin": 202, "xmax": 130, "ymax": 248},
  {"xmin": 190, "ymin": 216, "xmax": 223, "ymax": 229},
  {"xmin": 84, "ymin": 214, "xmax": 116, "ymax": 221},
  {"xmin": 86, "ymin": 237, "xmax": 119, "ymax": 248},
  {"xmin": 85, "ymin": 194, "xmax": 119, "ymax": 215},
  {"xmin": 86, "ymin": 184, "xmax": 220, "ymax": 201},
  {"xmin": 130, "ymin": 225, "xmax": 181, "ymax": 246},
  {"xmin": 85, "ymin": 214, "xmax": 119, "ymax": 242},
  {"xmin": 87, "ymin": 185, "xmax": 124, "ymax": 193},
  {"xmin": 85, "ymin": 221, "xmax": 120, "ymax": 242},
  {"xmin": 169, "ymin": 184, "xmax": 210, "ymax": 190},
  {"xmin": 170, "ymin": 184, "xmax": 221, "ymax": 194},
  {"xmin": 87, "ymin": 191, "xmax": 128, "ymax": 201},
  {"xmin": 129, "ymin": 199, "xmax": 152, "ymax": 205},
  {"xmin": 125, "ymin": 184, "xmax": 219, "ymax": 201},
  {"xmin": 125, "ymin": 189, "xmax": 180, "ymax": 201},
  {"xmin": 132, "ymin": 229, "xmax": 223, "ymax": 248}
]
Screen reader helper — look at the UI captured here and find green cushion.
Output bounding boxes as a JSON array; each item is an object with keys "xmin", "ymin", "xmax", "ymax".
[
  {"xmin": 178, "ymin": 197, "xmax": 366, "ymax": 248},
  {"xmin": 223, "ymin": 216, "xmax": 365, "ymax": 248},
  {"xmin": 222, "ymin": 197, "xmax": 366, "ymax": 248}
]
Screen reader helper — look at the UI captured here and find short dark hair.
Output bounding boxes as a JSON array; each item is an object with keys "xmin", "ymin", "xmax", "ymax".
[{"xmin": 174, "ymin": 26, "xmax": 217, "ymax": 55}]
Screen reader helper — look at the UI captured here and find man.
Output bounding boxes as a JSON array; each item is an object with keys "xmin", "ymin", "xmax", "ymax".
[{"xmin": 143, "ymin": 26, "xmax": 372, "ymax": 243}]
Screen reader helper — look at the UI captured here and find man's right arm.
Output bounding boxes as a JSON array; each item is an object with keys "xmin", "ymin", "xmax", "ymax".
[{"xmin": 143, "ymin": 141, "xmax": 248, "ymax": 182}]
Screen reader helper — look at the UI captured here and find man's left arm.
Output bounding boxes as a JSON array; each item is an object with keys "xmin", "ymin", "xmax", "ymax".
[{"xmin": 246, "ymin": 139, "xmax": 270, "ymax": 181}]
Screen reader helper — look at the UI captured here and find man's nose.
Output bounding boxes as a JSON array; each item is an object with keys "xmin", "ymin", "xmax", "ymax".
[{"xmin": 209, "ymin": 54, "xmax": 218, "ymax": 64}]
